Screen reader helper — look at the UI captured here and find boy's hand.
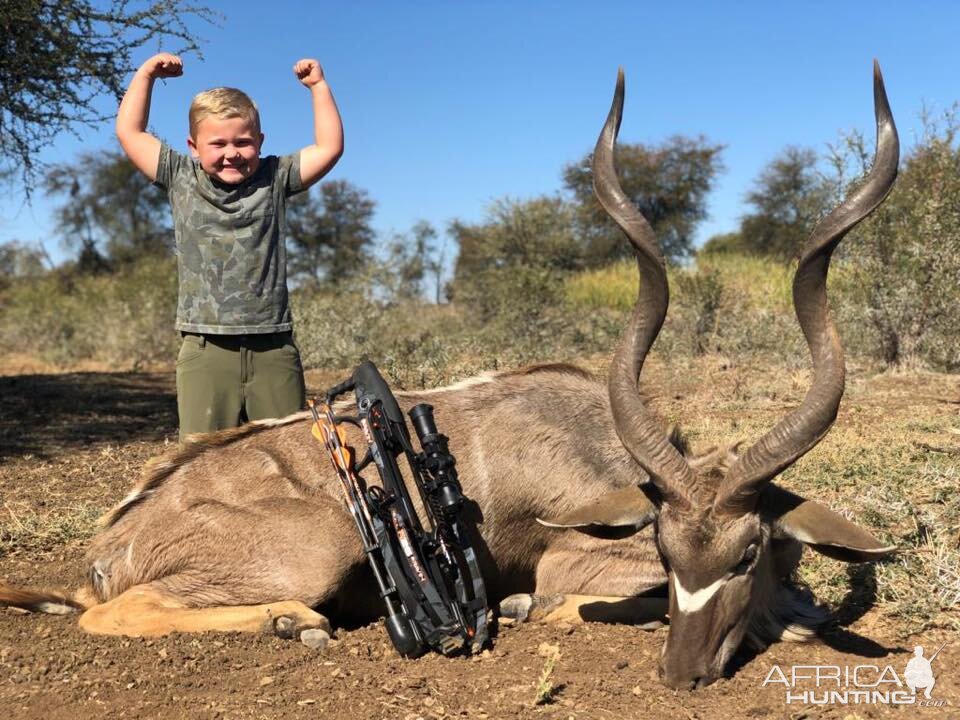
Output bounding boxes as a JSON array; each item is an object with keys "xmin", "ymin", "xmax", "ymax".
[
  {"xmin": 139, "ymin": 53, "xmax": 183, "ymax": 80},
  {"xmin": 294, "ymin": 58, "xmax": 326, "ymax": 88}
]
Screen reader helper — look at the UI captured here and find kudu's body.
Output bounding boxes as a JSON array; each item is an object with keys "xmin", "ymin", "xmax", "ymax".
[
  {"xmin": 1, "ymin": 64, "xmax": 898, "ymax": 689},
  {"xmin": 85, "ymin": 368, "xmax": 667, "ymax": 621}
]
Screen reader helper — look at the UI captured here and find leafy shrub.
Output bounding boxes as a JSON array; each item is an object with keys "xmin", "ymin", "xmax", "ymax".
[
  {"xmin": 831, "ymin": 111, "xmax": 960, "ymax": 370},
  {"xmin": 292, "ymin": 289, "xmax": 385, "ymax": 370}
]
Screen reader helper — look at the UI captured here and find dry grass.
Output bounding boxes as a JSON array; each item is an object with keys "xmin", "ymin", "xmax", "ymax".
[{"xmin": 0, "ymin": 502, "xmax": 101, "ymax": 557}]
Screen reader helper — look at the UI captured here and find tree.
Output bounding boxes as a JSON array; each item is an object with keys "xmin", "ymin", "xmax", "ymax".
[
  {"xmin": 0, "ymin": 0, "xmax": 214, "ymax": 190},
  {"xmin": 0, "ymin": 240, "xmax": 48, "ymax": 290},
  {"xmin": 449, "ymin": 196, "xmax": 579, "ymax": 320},
  {"xmin": 45, "ymin": 150, "xmax": 172, "ymax": 270},
  {"xmin": 737, "ymin": 146, "xmax": 833, "ymax": 260},
  {"xmin": 384, "ymin": 220, "xmax": 440, "ymax": 303},
  {"xmin": 424, "ymin": 226, "xmax": 448, "ymax": 304},
  {"xmin": 563, "ymin": 136, "xmax": 724, "ymax": 264},
  {"xmin": 287, "ymin": 179, "xmax": 376, "ymax": 288}
]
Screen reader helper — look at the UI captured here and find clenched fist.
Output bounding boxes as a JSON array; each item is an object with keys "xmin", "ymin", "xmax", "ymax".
[
  {"xmin": 294, "ymin": 58, "xmax": 326, "ymax": 88},
  {"xmin": 139, "ymin": 53, "xmax": 183, "ymax": 80}
]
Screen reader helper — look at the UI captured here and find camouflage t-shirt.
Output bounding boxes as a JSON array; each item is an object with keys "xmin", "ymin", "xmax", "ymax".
[{"xmin": 154, "ymin": 143, "xmax": 304, "ymax": 334}]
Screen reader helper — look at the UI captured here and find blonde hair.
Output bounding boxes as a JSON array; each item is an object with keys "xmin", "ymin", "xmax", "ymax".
[{"xmin": 188, "ymin": 87, "xmax": 261, "ymax": 138}]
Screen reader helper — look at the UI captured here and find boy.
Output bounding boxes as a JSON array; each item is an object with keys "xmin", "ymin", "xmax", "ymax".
[{"xmin": 116, "ymin": 53, "xmax": 343, "ymax": 440}]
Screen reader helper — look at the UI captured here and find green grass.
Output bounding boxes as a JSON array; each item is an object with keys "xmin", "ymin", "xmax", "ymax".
[
  {"xmin": 565, "ymin": 260, "xmax": 639, "ymax": 313},
  {"xmin": 564, "ymin": 254, "xmax": 795, "ymax": 314}
]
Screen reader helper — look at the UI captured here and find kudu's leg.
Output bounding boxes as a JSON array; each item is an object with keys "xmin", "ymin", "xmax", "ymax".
[
  {"xmin": 501, "ymin": 537, "xmax": 667, "ymax": 627},
  {"xmin": 78, "ymin": 583, "xmax": 331, "ymax": 637},
  {"xmin": 501, "ymin": 592, "xmax": 666, "ymax": 628},
  {"xmin": 82, "ymin": 494, "xmax": 366, "ymax": 638}
]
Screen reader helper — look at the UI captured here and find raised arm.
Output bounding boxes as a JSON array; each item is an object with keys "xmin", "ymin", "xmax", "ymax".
[
  {"xmin": 294, "ymin": 58, "xmax": 344, "ymax": 188},
  {"xmin": 116, "ymin": 53, "xmax": 183, "ymax": 182}
]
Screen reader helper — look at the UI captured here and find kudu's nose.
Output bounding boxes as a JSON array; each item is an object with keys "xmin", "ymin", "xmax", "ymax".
[{"xmin": 658, "ymin": 662, "xmax": 714, "ymax": 690}]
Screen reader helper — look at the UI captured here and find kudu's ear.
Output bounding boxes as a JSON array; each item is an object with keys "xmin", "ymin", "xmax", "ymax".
[
  {"xmin": 537, "ymin": 485, "xmax": 656, "ymax": 539},
  {"xmin": 761, "ymin": 484, "xmax": 896, "ymax": 562}
]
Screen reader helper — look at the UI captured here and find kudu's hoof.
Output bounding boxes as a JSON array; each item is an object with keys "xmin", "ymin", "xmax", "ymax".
[
  {"xmin": 271, "ymin": 610, "xmax": 332, "ymax": 640},
  {"xmin": 637, "ymin": 620, "xmax": 665, "ymax": 631},
  {"xmin": 499, "ymin": 594, "xmax": 535, "ymax": 623},
  {"xmin": 273, "ymin": 615, "xmax": 298, "ymax": 639}
]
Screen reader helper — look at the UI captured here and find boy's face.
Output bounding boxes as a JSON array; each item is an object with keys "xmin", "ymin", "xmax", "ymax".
[{"xmin": 187, "ymin": 116, "xmax": 264, "ymax": 184}]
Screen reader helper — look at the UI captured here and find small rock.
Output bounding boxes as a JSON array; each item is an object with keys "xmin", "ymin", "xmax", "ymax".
[
  {"xmin": 296, "ymin": 699, "xmax": 316, "ymax": 706},
  {"xmin": 616, "ymin": 659, "xmax": 629, "ymax": 670},
  {"xmin": 631, "ymin": 685, "xmax": 643, "ymax": 696},
  {"xmin": 259, "ymin": 676, "xmax": 274, "ymax": 687},
  {"xmin": 301, "ymin": 629, "xmax": 331, "ymax": 650}
]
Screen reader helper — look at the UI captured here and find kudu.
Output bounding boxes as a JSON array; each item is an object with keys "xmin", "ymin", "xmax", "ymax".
[{"xmin": 1, "ymin": 64, "xmax": 898, "ymax": 689}]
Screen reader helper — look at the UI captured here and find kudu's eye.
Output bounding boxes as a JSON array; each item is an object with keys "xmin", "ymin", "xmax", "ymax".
[{"xmin": 733, "ymin": 542, "xmax": 759, "ymax": 575}]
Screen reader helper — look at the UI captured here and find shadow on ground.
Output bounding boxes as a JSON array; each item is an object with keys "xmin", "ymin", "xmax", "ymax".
[
  {"xmin": 0, "ymin": 372, "xmax": 178, "ymax": 459},
  {"xmin": 818, "ymin": 563, "xmax": 907, "ymax": 658}
]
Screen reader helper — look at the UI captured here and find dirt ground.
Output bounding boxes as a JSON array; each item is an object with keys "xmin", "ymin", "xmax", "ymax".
[{"xmin": 1, "ymin": 366, "xmax": 957, "ymax": 720}]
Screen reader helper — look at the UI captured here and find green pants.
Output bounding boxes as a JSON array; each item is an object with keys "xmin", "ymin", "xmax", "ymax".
[{"xmin": 175, "ymin": 332, "xmax": 306, "ymax": 441}]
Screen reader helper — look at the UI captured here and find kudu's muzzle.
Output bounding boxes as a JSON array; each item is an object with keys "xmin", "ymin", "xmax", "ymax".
[{"xmin": 659, "ymin": 578, "xmax": 748, "ymax": 689}]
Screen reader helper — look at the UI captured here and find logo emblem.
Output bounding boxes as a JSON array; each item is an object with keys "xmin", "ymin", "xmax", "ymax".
[{"xmin": 904, "ymin": 644, "xmax": 944, "ymax": 700}]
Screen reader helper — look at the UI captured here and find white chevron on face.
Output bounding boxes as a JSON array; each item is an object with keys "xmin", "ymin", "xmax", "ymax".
[{"xmin": 673, "ymin": 574, "xmax": 728, "ymax": 613}]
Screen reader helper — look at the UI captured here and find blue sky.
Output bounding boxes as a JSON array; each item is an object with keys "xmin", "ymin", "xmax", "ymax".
[{"xmin": 3, "ymin": 1, "xmax": 959, "ymax": 264}]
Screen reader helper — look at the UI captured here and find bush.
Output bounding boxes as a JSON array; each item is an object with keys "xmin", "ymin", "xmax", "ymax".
[
  {"xmin": 0, "ymin": 256, "xmax": 178, "ymax": 368},
  {"xmin": 670, "ymin": 266, "xmax": 724, "ymax": 355},
  {"xmin": 292, "ymin": 289, "xmax": 385, "ymax": 370},
  {"xmin": 293, "ymin": 291, "xmax": 493, "ymax": 387},
  {"xmin": 831, "ymin": 114, "xmax": 960, "ymax": 370}
]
